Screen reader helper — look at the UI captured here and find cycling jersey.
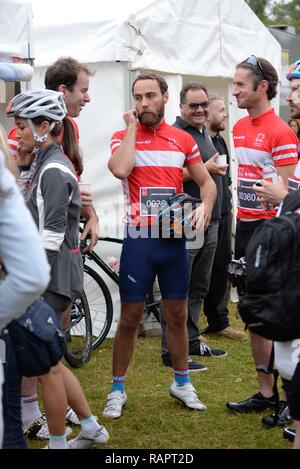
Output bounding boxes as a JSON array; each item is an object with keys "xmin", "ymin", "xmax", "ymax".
[
  {"xmin": 233, "ymin": 108, "xmax": 298, "ymax": 220},
  {"xmin": 110, "ymin": 120, "xmax": 201, "ymax": 226}
]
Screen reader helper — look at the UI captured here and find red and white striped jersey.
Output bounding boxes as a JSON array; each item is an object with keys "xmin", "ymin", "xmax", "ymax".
[
  {"xmin": 233, "ymin": 108, "xmax": 298, "ymax": 220},
  {"xmin": 110, "ymin": 121, "xmax": 201, "ymax": 226}
]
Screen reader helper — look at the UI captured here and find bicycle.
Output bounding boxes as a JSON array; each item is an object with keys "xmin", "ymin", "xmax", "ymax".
[{"xmin": 65, "ymin": 192, "xmax": 201, "ymax": 366}]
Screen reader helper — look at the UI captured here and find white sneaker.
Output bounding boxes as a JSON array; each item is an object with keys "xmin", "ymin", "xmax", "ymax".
[
  {"xmin": 68, "ymin": 425, "xmax": 109, "ymax": 449},
  {"xmin": 66, "ymin": 407, "xmax": 80, "ymax": 426},
  {"xmin": 170, "ymin": 382, "xmax": 207, "ymax": 410},
  {"xmin": 103, "ymin": 391, "xmax": 127, "ymax": 419}
]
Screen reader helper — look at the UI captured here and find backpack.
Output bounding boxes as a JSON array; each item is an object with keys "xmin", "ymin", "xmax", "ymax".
[{"xmin": 239, "ymin": 190, "xmax": 300, "ymax": 341}]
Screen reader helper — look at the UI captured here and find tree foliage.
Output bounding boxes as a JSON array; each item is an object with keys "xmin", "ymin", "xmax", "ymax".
[{"xmin": 246, "ymin": 0, "xmax": 300, "ymax": 34}]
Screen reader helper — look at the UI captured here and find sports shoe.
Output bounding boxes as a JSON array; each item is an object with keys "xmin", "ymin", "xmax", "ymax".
[
  {"xmin": 262, "ymin": 401, "xmax": 293, "ymax": 427},
  {"xmin": 217, "ymin": 326, "xmax": 247, "ymax": 341},
  {"xmin": 226, "ymin": 392, "xmax": 275, "ymax": 413},
  {"xmin": 169, "ymin": 382, "xmax": 207, "ymax": 411},
  {"xmin": 66, "ymin": 407, "xmax": 80, "ymax": 426},
  {"xmin": 24, "ymin": 414, "xmax": 50, "ymax": 440},
  {"xmin": 68, "ymin": 425, "xmax": 109, "ymax": 449},
  {"xmin": 189, "ymin": 342, "xmax": 227, "ymax": 357},
  {"xmin": 162, "ymin": 354, "xmax": 208, "ymax": 372},
  {"xmin": 24, "ymin": 413, "xmax": 72, "ymax": 440},
  {"xmin": 103, "ymin": 391, "xmax": 127, "ymax": 419},
  {"xmin": 283, "ymin": 427, "xmax": 296, "ymax": 442}
]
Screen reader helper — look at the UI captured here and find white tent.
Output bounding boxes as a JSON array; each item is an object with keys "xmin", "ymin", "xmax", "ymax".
[{"xmin": 29, "ymin": 0, "xmax": 281, "ymax": 332}]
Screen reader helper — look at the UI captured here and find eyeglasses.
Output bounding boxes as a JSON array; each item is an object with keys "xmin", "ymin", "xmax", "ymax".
[
  {"xmin": 246, "ymin": 55, "xmax": 266, "ymax": 80},
  {"xmin": 188, "ymin": 102, "xmax": 209, "ymax": 111}
]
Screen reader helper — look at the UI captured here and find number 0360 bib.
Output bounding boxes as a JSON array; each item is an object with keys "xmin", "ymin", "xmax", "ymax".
[{"xmin": 140, "ymin": 187, "xmax": 176, "ymax": 217}]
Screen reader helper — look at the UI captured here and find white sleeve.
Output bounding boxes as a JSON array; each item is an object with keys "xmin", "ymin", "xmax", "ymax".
[{"xmin": 0, "ymin": 151, "xmax": 51, "ymax": 330}]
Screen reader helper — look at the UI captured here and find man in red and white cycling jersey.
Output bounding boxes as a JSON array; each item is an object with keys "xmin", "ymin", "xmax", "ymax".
[
  {"xmin": 103, "ymin": 73, "xmax": 216, "ymax": 419},
  {"xmin": 253, "ymin": 60, "xmax": 300, "ymax": 448},
  {"xmin": 226, "ymin": 56, "xmax": 298, "ymax": 417}
]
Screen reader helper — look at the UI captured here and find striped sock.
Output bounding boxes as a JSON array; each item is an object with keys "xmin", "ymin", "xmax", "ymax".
[
  {"xmin": 174, "ymin": 369, "xmax": 190, "ymax": 387},
  {"xmin": 111, "ymin": 375, "xmax": 126, "ymax": 393}
]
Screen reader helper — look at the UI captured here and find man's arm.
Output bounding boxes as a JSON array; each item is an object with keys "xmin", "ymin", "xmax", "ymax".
[
  {"xmin": 80, "ymin": 204, "xmax": 99, "ymax": 252},
  {"xmin": 253, "ymin": 164, "xmax": 296, "ymax": 206},
  {"xmin": 186, "ymin": 161, "xmax": 217, "ymax": 231},
  {"xmin": 183, "ymin": 152, "xmax": 227, "ymax": 182},
  {"xmin": 108, "ymin": 109, "xmax": 138, "ymax": 179}
]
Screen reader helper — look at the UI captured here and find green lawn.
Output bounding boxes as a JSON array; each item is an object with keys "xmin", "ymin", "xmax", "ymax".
[{"xmin": 30, "ymin": 302, "xmax": 292, "ymax": 449}]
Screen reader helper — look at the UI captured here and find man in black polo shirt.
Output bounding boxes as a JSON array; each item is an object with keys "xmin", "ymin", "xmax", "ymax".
[{"xmin": 160, "ymin": 82, "xmax": 227, "ymax": 370}]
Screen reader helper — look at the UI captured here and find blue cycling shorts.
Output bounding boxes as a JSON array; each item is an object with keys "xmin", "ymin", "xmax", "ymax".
[{"xmin": 119, "ymin": 228, "xmax": 189, "ymax": 303}]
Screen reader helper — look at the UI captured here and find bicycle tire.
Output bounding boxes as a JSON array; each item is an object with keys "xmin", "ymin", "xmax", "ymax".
[
  {"xmin": 83, "ymin": 264, "xmax": 113, "ymax": 350},
  {"xmin": 145, "ymin": 280, "xmax": 162, "ymax": 324},
  {"xmin": 64, "ymin": 291, "xmax": 92, "ymax": 368}
]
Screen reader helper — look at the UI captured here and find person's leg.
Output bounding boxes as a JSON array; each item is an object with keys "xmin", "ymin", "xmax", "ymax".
[
  {"xmin": 163, "ymin": 299, "xmax": 189, "ymax": 370},
  {"xmin": 0, "ymin": 363, "xmax": 3, "ymax": 449},
  {"xmin": 187, "ymin": 222, "xmax": 219, "ymax": 351},
  {"xmin": 293, "ymin": 420, "xmax": 300, "ymax": 449},
  {"xmin": 203, "ymin": 212, "xmax": 232, "ymax": 332},
  {"xmin": 102, "ymin": 302, "xmax": 145, "ymax": 419},
  {"xmin": 38, "ymin": 364, "xmax": 67, "ymax": 438},
  {"xmin": 226, "ymin": 220, "xmax": 275, "ymax": 412},
  {"xmin": 21, "ymin": 377, "xmax": 41, "ymax": 429},
  {"xmin": 162, "ymin": 299, "xmax": 206, "ymax": 411},
  {"xmin": 1, "ymin": 331, "xmax": 27, "ymax": 449}
]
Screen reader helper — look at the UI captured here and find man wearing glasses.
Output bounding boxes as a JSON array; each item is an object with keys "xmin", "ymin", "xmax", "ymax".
[
  {"xmin": 226, "ymin": 56, "xmax": 298, "ymax": 418},
  {"xmin": 160, "ymin": 82, "xmax": 227, "ymax": 372}
]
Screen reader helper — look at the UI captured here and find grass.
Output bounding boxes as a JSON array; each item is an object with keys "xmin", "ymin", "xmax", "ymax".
[{"xmin": 29, "ymin": 302, "xmax": 292, "ymax": 449}]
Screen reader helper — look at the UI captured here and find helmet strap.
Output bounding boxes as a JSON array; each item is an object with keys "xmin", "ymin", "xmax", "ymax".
[{"xmin": 28, "ymin": 119, "xmax": 56, "ymax": 144}]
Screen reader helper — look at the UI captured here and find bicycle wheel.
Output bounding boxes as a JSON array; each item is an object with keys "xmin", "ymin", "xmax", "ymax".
[
  {"xmin": 83, "ymin": 264, "xmax": 113, "ymax": 350},
  {"xmin": 64, "ymin": 291, "xmax": 92, "ymax": 368},
  {"xmin": 145, "ymin": 279, "xmax": 162, "ymax": 323}
]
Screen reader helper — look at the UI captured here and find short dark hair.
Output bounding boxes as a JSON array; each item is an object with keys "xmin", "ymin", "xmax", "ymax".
[
  {"xmin": 132, "ymin": 73, "xmax": 168, "ymax": 95},
  {"xmin": 45, "ymin": 57, "xmax": 93, "ymax": 91},
  {"xmin": 236, "ymin": 57, "xmax": 278, "ymax": 100},
  {"xmin": 180, "ymin": 82, "xmax": 208, "ymax": 104}
]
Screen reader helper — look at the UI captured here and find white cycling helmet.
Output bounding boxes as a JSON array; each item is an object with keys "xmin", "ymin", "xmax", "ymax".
[
  {"xmin": 6, "ymin": 89, "xmax": 67, "ymax": 122},
  {"xmin": 6, "ymin": 89, "xmax": 67, "ymax": 143}
]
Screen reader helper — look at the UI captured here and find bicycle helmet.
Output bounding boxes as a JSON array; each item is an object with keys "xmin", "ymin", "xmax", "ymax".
[
  {"xmin": 286, "ymin": 60, "xmax": 300, "ymax": 81},
  {"xmin": 6, "ymin": 89, "xmax": 67, "ymax": 122},
  {"xmin": 6, "ymin": 89, "xmax": 67, "ymax": 144}
]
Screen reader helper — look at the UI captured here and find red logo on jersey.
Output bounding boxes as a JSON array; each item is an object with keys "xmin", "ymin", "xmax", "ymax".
[{"xmin": 141, "ymin": 188, "xmax": 148, "ymax": 196}]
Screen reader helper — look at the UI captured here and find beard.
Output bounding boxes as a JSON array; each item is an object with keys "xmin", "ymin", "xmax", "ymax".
[
  {"xmin": 209, "ymin": 121, "xmax": 225, "ymax": 133},
  {"xmin": 138, "ymin": 102, "xmax": 164, "ymax": 127}
]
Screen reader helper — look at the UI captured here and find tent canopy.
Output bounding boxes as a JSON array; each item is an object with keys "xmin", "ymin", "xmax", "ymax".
[
  {"xmin": 33, "ymin": 0, "xmax": 281, "ymax": 77},
  {"xmin": 0, "ymin": 0, "xmax": 34, "ymax": 59}
]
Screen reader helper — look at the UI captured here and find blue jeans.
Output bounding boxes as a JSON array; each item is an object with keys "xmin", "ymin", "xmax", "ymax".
[{"xmin": 0, "ymin": 330, "xmax": 27, "ymax": 449}]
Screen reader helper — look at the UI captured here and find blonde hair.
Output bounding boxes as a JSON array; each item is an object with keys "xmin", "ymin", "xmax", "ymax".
[{"xmin": 0, "ymin": 124, "xmax": 18, "ymax": 178}]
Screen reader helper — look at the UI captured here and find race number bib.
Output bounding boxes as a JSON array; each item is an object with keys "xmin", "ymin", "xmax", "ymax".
[
  {"xmin": 237, "ymin": 178, "xmax": 261, "ymax": 211},
  {"xmin": 288, "ymin": 177, "xmax": 300, "ymax": 192},
  {"xmin": 140, "ymin": 187, "xmax": 176, "ymax": 217}
]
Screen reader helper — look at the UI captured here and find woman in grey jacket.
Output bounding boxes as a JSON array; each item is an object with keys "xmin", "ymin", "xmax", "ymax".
[
  {"xmin": 6, "ymin": 90, "xmax": 108, "ymax": 449},
  {"xmin": 0, "ymin": 126, "xmax": 50, "ymax": 448}
]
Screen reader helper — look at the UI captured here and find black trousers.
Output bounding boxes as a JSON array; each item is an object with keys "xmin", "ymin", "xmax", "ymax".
[{"xmin": 203, "ymin": 211, "xmax": 232, "ymax": 331}]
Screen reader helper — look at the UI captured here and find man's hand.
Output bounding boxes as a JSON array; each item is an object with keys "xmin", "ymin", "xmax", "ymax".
[
  {"xmin": 123, "ymin": 108, "xmax": 138, "ymax": 127},
  {"xmin": 79, "ymin": 188, "xmax": 93, "ymax": 207},
  {"xmin": 192, "ymin": 202, "xmax": 211, "ymax": 232},
  {"xmin": 80, "ymin": 206, "xmax": 99, "ymax": 252},
  {"xmin": 16, "ymin": 146, "xmax": 35, "ymax": 168},
  {"xmin": 205, "ymin": 153, "xmax": 228, "ymax": 176},
  {"xmin": 253, "ymin": 176, "xmax": 288, "ymax": 206}
]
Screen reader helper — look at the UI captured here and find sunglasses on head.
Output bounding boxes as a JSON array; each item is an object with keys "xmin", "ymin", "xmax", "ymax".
[
  {"xmin": 188, "ymin": 102, "xmax": 209, "ymax": 111},
  {"xmin": 246, "ymin": 55, "xmax": 266, "ymax": 80}
]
